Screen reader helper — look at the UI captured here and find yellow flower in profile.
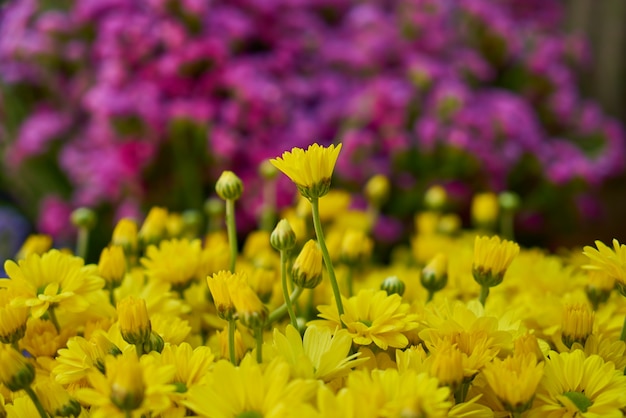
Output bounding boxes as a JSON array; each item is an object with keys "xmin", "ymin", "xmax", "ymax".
[
  {"xmin": 117, "ymin": 296, "xmax": 152, "ymax": 346},
  {"xmin": 0, "ymin": 344, "xmax": 35, "ymax": 392},
  {"xmin": 583, "ymin": 239, "xmax": 626, "ymax": 294},
  {"xmin": 528, "ymin": 350, "xmax": 626, "ymax": 418},
  {"xmin": 21, "ymin": 317, "xmax": 71, "ymax": 358},
  {"xmin": 1, "ymin": 250, "xmax": 105, "ymax": 319},
  {"xmin": 15, "ymin": 234, "xmax": 52, "ymax": 260},
  {"xmin": 75, "ymin": 348, "xmax": 175, "ymax": 418},
  {"xmin": 111, "ymin": 218, "xmax": 138, "ymax": 253},
  {"xmin": 207, "ymin": 270, "xmax": 236, "ymax": 320},
  {"xmin": 98, "ymin": 245, "xmax": 127, "ymax": 288},
  {"xmin": 141, "ymin": 238, "xmax": 203, "ymax": 292},
  {"xmin": 312, "ymin": 289, "xmax": 419, "ymax": 350},
  {"xmin": 34, "ymin": 376, "xmax": 82, "ymax": 418},
  {"xmin": 183, "ymin": 356, "xmax": 318, "ymax": 418},
  {"xmin": 561, "ymin": 303, "xmax": 594, "ymax": 348},
  {"xmin": 5, "ymin": 395, "xmax": 40, "ymax": 418},
  {"xmin": 473, "ymin": 235, "xmax": 520, "ymax": 287},
  {"xmin": 228, "ymin": 273, "xmax": 268, "ymax": 328},
  {"xmin": 471, "ymin": 192, "xmax": 499, "ymax": 226},
  {"xmin": 292, "ymin": 239, "xmax": 324, "ymax": 289},
  {"xmin": 482, "ymin": 354, "xmax": 544, "ymax": 415},
  {"xmin": 270, "ymin": 143, "xmax": 343, "ymax": 199},
  {"xmin": 429, "ymin": 339, "xmax": 464, "ymax": 390},
  {"xmin": 0, "ymin": 287, "xmax": 28, "ymax": 344},
  {"xmin": 53, "ymin": 332, "xmax": 121, "ymax": 385},
  {"xmin": 271, "ymin": 325, "xmax": 365, "ymax": 382},
  {"xmin": 138, "ymin": 207, "xmax": 169, "ymax": 245}
]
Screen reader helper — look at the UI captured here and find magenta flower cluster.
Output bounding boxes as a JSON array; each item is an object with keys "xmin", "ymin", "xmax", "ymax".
[{"xmin": 0, "ymin": 0, "xmax": 623, "ymax": 239}]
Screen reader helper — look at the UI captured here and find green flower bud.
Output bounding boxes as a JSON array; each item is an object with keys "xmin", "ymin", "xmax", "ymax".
[
  {"xmin": 70, "ymin": 207, "xmax": 97, "ymax": 230},
  {"xmin": 292, "ymin": 240, "xmax": 323, "ymax": 289},
  {"xmin": 216, "ymin": 171, "xmax": 244, "ymax": 201},
  {"xmin": 380, "ymin": 276, "xmax": 405, "ymax": 296},
  {"xmin": 270, "ymin": 219, "xmax": 296, "ymax": 251}
]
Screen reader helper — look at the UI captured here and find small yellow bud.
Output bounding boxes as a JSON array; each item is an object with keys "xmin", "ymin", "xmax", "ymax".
[
  {"xmin": 0, "ymin": 344, "xmax": 35, "ymax": 392},
  {"xmin": 0, "ymin": 287, "xmax": 28, "ymax": 345},
  {"xmin": 270, "ymin": 219, "xmax": 297, "ymax": 251},
  {"xmin": 35, "ymin": 377, "xmax": 82, "ymax": 418},
  {"xmin": 117, "ymin": 296, "xmax": 152, "ymax": 346},
  {"xmin": 15, "ymin": 234, "xmax": 52, "ymax": 260},
  {"xmin": 561, "ymin": 303, "xmax": 594, "ymax": 349},
  {"xmin": 472, "ymin": 235, "xmax": 520, "ymax": 288},
  {"xmin": 216, "ymin": 170, "xmax": 244, "ymax": 201},
  {"xmin": 165, "ymin": 212, "xmax": 184, "ymax": 238},
  {"xmin": 424, "ymin": 185, "xmax": 447, "ymax": 211},
  {"xmin": 437, "ymin": 214, "xmax": 461, "ymax": 235},
  {"xmin": 421, "ymin": 253, "xmax": 448, "ymax": 293},
  {"xmin": 498, "ymin": 191, "xmax": 520, "ymax": 211},
  {"xmin": 109, "ymin": 354, "xmax": 145, "ymax": 412},
  {"xmin": 340, "ymin": 229, "xmax": 373, "ymax": 266},
  {"xmin": 207, "ymin": 271, "xmax": 236, "ymax": 320},
  {"xmin": 98, "ymin": 245, "xmax": 126, "ymax": 288},
  {"xmin": 380, "ymin": 276, "xmax": 405, "ymax": 296},
  {"xmin": 228, "ymin": 274, "xmax": 268, "ymax": 328},
  {"xmin": 292, "ymin": 239, "xmax": 324, "ymax": 289},
  {"xmin": 429, "ymin": 342, "xmax": 464, "ymax": 389},
  {"xmin": 471, "ymin": 192, "xmax": 499, "ymax": 226},
  {"xmin": 513, "ymin": 333, "xmax": 544, "ymax": 363},
  {"xmin": 364, "ymin": 174, "xmax": 390, "ymax": 207},
  {"xmin": 585, "ymin": 271, "xmax": 614, "ymax": 310},
  {"xmin": 112, "ymin": 218, "xmax": 138, "ymax": 253},
  {"xmin": 138, "ymin": 207, "xmax": 168, "ymax": 245},
  {"xmin": 70, "ymin": 207, "xmax": 97, "ymax": 230}
]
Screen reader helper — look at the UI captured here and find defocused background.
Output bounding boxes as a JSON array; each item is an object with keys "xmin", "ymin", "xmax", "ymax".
[{"xmin": 0, "ymin": 0, "xmax": 625, "ymax": 261}]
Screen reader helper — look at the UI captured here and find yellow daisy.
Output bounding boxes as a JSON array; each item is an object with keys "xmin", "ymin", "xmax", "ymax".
[
  {"xmin": 1, "ymin": 250, "xmax": 105, "ymax": 320},
  {"xmin": 53, "ymin": 332, "xmax": 121, "ymax": 385},
  {"xmin": 312, "ymin": 289, "xmax": 420, "ymax": 350},
  {"xmin": 141, "ymin": 239, "xmax": 203, "ymax": 293},
  {"xmin": 528, "ymin": 350, "xmax": 626, "ymax": 418},
  {"xmin": 270, "ymin": 324, "xmax": 365, "ymax": 382},
  {"xmin": 472, "ymin": 235, "xmax": 520, "ymax": 288},
  {"xmin": 583, "ymin": 239, "xmax": 626, "ymax": 293},
  {"xmin": 270, "ymin": 143, "xmax": 343, "ymax": 199},
  {"xmin": 0, "ymin": 286, "xmax": 29, "ymax": 344},
  {"xmin": 183, "ymin": 356, "xmax": 318, "ymax": 418}
]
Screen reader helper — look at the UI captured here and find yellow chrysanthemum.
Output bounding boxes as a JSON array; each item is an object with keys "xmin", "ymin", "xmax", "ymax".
[
  {"xmin": 75, "ymin": 348, "xmax": 175, "ymax": 418},
  {"xmin": 138, "ymin": 206, "xmax": 169, "ymax": 245},
  {"xmin": 472, "ymin": 235, "xmax": 520, "ymax": 287},
  {"xmin": 141, "ymin": 239, "xmax": 203, "ymax": 292},
  {"xmin": 1, "ymin": 250, "xmax": 105, "ymax": 319},
  {"xmin": 270, "ymin": 143, "xmax": 342, "ymax": 199},
  {"xmin": 528, "ymin": 350, "xmax": 626, "ymax": 418},
  {"xmin": 228, "ymin": 273, "xmax": 268, "ymax": 328},
  {"xmin": 0, "ymin": 287, "xmax": 29, "ymax": 344},
  {"xmin": 117, "ymin": 296, "xmax": 152, "ymax": 346},
  {"xmin": 53, "ymin": 332, "xmax": 121, "ymax": 385},
  {"xmin": 312, "ymin": 289, "xmax": 420, "ymax": 350},
  {"xmin": 98, "ymin": 245, "xmax": 127, "ymax": 288},
  {"xmin": 0, "ymin": 344, "xmax": 35, "ymax": 392},
  {"xmin": 183, "ymin": 356, "xmax": 318, "ymax": 418},
  {"xmin": 583, "ymin": 239, "xmax": 626, "ymax": 291},
  {"xmin": 270, "ymin": 325, "xmax": 365, "ymax": 382},
  {"xmin": 207, "ymin": 271, "xmax": 237, "ymax": 320},
  {"xmin": 21, "ymin": 317, "xmax": 71, "ymax": 358},
  {"xmin": 34, "ymin": 375, "xmax": 82, "ymax": 418},
  {"xmin": 482, "ymin": 353, "xmax": 544, "ymax": 414},
  {"xmin": 15, "ymin": 234, "xmax": 53, "ymax": 260}
]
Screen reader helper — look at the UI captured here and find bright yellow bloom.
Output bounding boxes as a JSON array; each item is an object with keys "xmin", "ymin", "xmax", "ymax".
[
  {"xmin": 0, "ymin": 344, "xmax": 35, "ymax": 392},
  {"xmin": 34, "ymin": 376, "xmax": 82, "ymax": 418},
  {"xmin": 207, "ymin": 270, "xmax": 236, "ymax": 320},
  {"xmin": 270, "ymin": 325, "xmax": 365, "ymax": 382},
  {"xmin": 471, "ymin": 192, "xmax": 499, "ymax": 226},
  {"xmin": 21, "ymin": 317, "xmax": 71, "ymax": 358},
  {"xmin": 528, "ymin": 350, "xmax": 626, "ymax": 418},
  {"xmin": 561, "ymin": 303, "xmax": 594, "ymax": 348},
  {"xmin": 111, "ymin": 218, "xmax": 138, "ymax": 253},
  {"xmin": 15, "ymin": 234, "xmax": 52, "ymax": 260},
  {"xmin": 340, "ymin": 229, "xmax": 373, "ymax": 265},
  {"xmin": 75, "ymin": 348, "xmax": 175, "ymax": 418},
  {"xmin": 312, "ymin": 289, "xmax": 420, "ymax": 350},
  {"xmin": 0, "ymin": 287, "xmax": 28, "ymax": 344},
  {"xmin": 1, "ymin": 249, "xmax": 105, "ymax": 319},
  {"xmin": 292, "ymin": 239, "xmax": 324, "ymax": 289},
  {"xmin": 472, "ymin": 235, "xmax": 520, "ymax": 287},
  {"xmin": 5, "ymin": 395, "xmax": 40, "ymax": 418},
  {"xmin": 161, "ymin": 343, "xmax": 215, "ymax": 393},
  {"xmin": 138, "ymin": 207, "xmax": 169, "ymax": 245},
  {"xmin": 215, "ymin": 327, "xmax": 247, "ymax": 363},
  {"xmin": 513, "ymin": 332, "xmax": 546, "ymax": 363},
  {"xmin": 364, "ymin": 174, "xmax": 390, "ymax": 207},
  {"xmin": 583, "ymin": 239, "xmax": 626, "ymax": 293},
  {"xmin": 270, "ymin": 143, "xmax": 342, "ymax": 199},
  {"xmin": 141, "ymin": 239, "xmax": 203, "ymax": 292},
  {"xmin": 482, "ymin": 354, "xmax": 544, "ymax": 414},
  {"xmin": 429, "ymin": 339, "xmax": 464, "ymax": 389},
  {"xmin": 183, "ymin": 356, "xmax": 318, "ymax": 418},
  {"xmin": 228, "ymin": 274, "xmax": 268, "ymax": 328},
  {"xmin": 117, "ymin": 296, "xmax": 152, "ymax": 346},
  {"xmin": 98, "ymin": 245, "xmax": 127, "ymax": 288}
]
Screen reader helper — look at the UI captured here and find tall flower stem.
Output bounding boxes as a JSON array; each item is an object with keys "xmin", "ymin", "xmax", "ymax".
[
  {"xmin": 267, "ymin": 287, "xmax": 304, "ymax": 326},
  {"xmin": 228, "ymin": 319, "xmax": 237, "ymax": 365},
  {"xmin": 76, "ymin": 227, "xmax": 89, "ymax": 260},
  {"xmin": 479, "ymin": 285, "xmax": 490, "ymax": 306},
  {"xmin": 310, "ymin": 198, "xmax": 345, "ymax": 326},
  {"xmin": 255, "ymin": 327, "xmax": 263, "ymax": 363},
  {"xmin": 280, "ymin": 250, "xmax": 298, "ymax": 328},
  {"xmin": 225, "ymin": 199, "xmax": 238, "ymax": 272},
  {"xmin": 48, "ymin": 306, "xmax": 60, "ymax": 333},
  {"xmin": 23, "ymin": 386, "xmax": 48, "ymax": 418}
]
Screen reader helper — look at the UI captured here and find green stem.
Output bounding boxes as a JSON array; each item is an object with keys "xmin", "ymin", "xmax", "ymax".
[
  {"xmin": 76, "ymin": 227, "xmax": 89, "ymax": 260},
  {"xmin": 268, "ymin": 287, "xmax": 304, "ymax": 326},
  {"xmin": 47, "ymin": 306, "xmax": 60, "ymax": 333},
  {"xmin": 24, "ymin": 386, "xmax": 49, "ymax": 418},
  {"xmin": 280, "ymin": 250, "xmax": 298, "ymax": 328},
  {"xmin": 310, "ymin": 198, "xmax": 345, "ymax": 326},
  {"xmin": 134, "ymin": 343, "xmax": 145, "ymax": 357},
  {"xmin": 260, "ymin": 178, "xmax": 277, "ymax": 232},
  {"xmin": 346, "ymin": 266, "xmax": 354, "ymax": 297},
  {"xmin": 226, "ymin": 199, "xmax": 238, "ymax": 272},
  {"xmin": 255, "ymin": 327, "xmax": 263, "ymax": 363},
  {"xmin": 228, "ymin": 319, "xmax": 237, "ymax": 365},
  {"xmin": 479, "ymin": 285, "xmax": 490, "ymax": 306},
  {"xmin": 620, "ymin": 315, "xmax": 626, "ymax": 342},
  {"xmin": 108, "ymin": 282, "xmax": 116, "ymax": 307},
  {"xmin": 454, "ymin": 382, "xmax": 470, "ymax": 404},
  {"xmin": 426, "ymin": 290, "xmax": 435, "ymax": 303}
]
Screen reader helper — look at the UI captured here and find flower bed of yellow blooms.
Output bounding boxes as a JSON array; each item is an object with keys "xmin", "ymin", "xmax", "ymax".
[{"xmin": 0, "ymin": 144, "xmax": 625, "ymax": 418}]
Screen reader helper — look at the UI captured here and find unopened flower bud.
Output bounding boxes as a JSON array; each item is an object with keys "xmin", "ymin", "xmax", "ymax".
[
  {"xmin": 340, "ymin": 229, "xmax": 373, "ymax": 266},
  {"xmin": 380, "ymin": 276, "xmax": 405, "ymax": 296},
  {"xmin": 109, "ymin": 355, "xmax": 145, "ymax": 412},
  {"xmin": 112, "ymin": 218, "xmax": 138, "ymax": 253},
  {"xmin": 142, "ymin": 331, "xmax": 164, "ymax": 354},
  {"xmin": 424, "ymin": 185, "xmax": 447, "ymax": 211},
  {"xmin": 471, "ymin": 193, "xmax": 499, "ymax": 227},
  {"xmin": 0, "ymin": 345, "xmax": 35, "ymax": 392},
  {"xmin": 292, "ymin": 240, "xmax": 323, "ymax": 289},
  {"xmin": 98, "ymin": 245, "xmax": 126, "ymax": 288},
  {"xmin": 364, "ymin": 175, "xmax": 390, "ymax": 207},
  {"xmin": 421, "ymin": 253, "xmax": 448, "ymax": 293},
  {"xmin": 117, "ymin": 296, "xmax": 152, "ymax": 346},
  {"xmin": 498, "ymin": 191, "xmax": 520, "ymax": 212},
  {"xmin": 216, "ymin": 171, "xmax": 243, "ymax": 201},
  {"xmin": 71, "ymin": 207, "xmax": 97, "ymax": 230},
  {"xmin": 270, "ymin": 219, "xmax": 296, "ymax": 251},
  {"xmin": 138, "ymin": 207, "xmax": 168, "ymax": 245},
  {"xmin": 561, "ymin": 304, "xmax": 594, "ymax": 349}
]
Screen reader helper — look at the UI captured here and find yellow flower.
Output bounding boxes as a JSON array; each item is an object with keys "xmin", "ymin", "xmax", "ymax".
[
  {"xmin": 270, "ymin": 219, "xmax": 297, "ymax": 251},
  {"xmin": 75, "ymin": 348, "xmax": 175, "ymax": 418},
  {"xmin": 117, "ymin": 296, "xmax": 152, "ymax": 346},
  {"xmin": 583, "ymin": 239, "xmax": 626, "ymax": 294},
  {"xmin": 228, "ymin": 274, "xmax": 268, "ymax": 328},
  {"xmin": 15, "ymin": 234, "xmax": 52, "ymax": 260},
  {"xmin": 215, "ymin": 327, "xmax": 247, "ymax": 363},
  {"xmin": 138, "ymin": 207, "xmax": 169, "ymax": 245},
  {"xmin": 1, "ymin": 250, "xmax": 105, "ymax": 319},
  {"xmin": 34, "ymin": 376, "xmax": 82, "ymax": 418},
  {"xmin": 5, "ymin": 395, "xmax": 40, "ymax": 418},
  {"xmin": 560, "ymin": 303, "xmax": 594, "ymax": 349},
  {"xmin": 21, "ymin": 317, "xmax": 71, "ymax": 358},
  {"xmin": 312, "ymin": 289, "xmax": 420, "ymax": 350},
  {"xmin": 482, "ymin": 353, "xmax": 544, "ymax": 414},
  {"xmin": 424, "ymin": 185, "xmax": 448, "ymax": 211},
  {"xmin": 270, "ymin": 325, "xmax": 365, "ymax": 382},
  {"xmin": 183, "ymin": 356, "xmax": 318, "ymax": 418},
  {"xmin": 270, "ymin": 143, "xmax": 342, "ymax": 199},
  {"xmin": 0, "ymin": 287, "xmax": 28, "ymax": 344},
  {"xmin": 98, "ymin": 245, "xmax": 127, "ymax": 288},
  {"xmin": 0, "ymin": 344, "xmax": 35, "ymax": 392},
  {"xmin": 429, "ymin": 339, "xmax": 464, "ymax": 389},
  {"xmin": 161, "ymin": 343, "xmax": 215, "ymax": 393},
  {"xmin": 340, "ymin": 229, "xmax": 373, "ymax": 266},
  {"xmin": 364, "ymin": 174, "xmax": 390, "ymax": 208},
  {"xmin": 141, "ymin": 239, "xmax": 203, "ymax": 292},
  {"xmin": 472, "ymin": 235, "xmax": 520, "ymax": 287},
  {"xmin": 292, "ymin": 239, "xmax": 324, "ymax": 289},
  {"xmin": 528, "ymin": 350, "xmax": 626, "ymax": 418},
  {"xmin": 471, "ymin": 192, "xmax": 499, "ymax": 226},
  {"xmin": 111, "ymin": 218, "xmax": 138, "ymax": 254},
  {"xmin": 206, "ymin": 270, "xmax": 236, "ymax": 320},
  {"xmin": 421, "ymin": 252, "xmax": 449, "ymax": 295}
]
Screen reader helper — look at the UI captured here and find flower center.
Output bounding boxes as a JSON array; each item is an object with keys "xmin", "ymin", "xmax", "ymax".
[
  {"xmin": 236, "ymin": 411, "xmax": 263, "ymax": 418},
  {"xmin": 562, "ymin": 391, "xmax": 593, "ymax": 412},
  {"xmin": 359, "ymin": 319, "xmax": 373, "ymax": 327}
]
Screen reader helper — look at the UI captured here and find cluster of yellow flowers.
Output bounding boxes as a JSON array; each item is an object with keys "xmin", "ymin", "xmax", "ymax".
[{"xmin": 1, "ymin": 143, "xmax": 626, "ymax": 418}]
